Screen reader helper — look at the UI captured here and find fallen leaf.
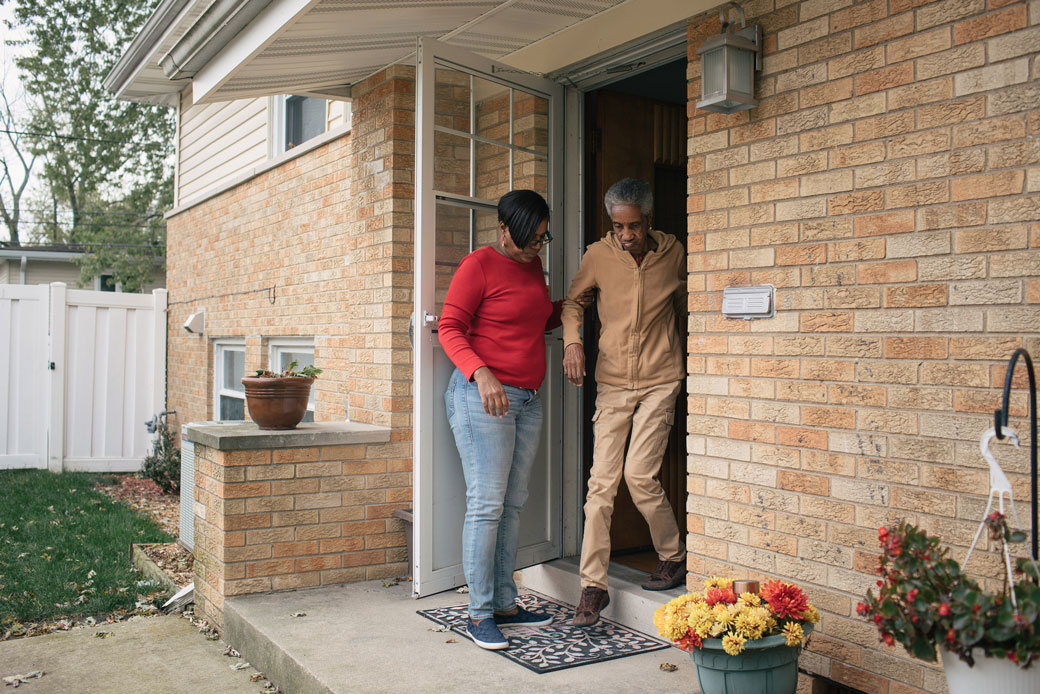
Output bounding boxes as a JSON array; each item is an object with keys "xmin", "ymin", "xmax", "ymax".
[
  {"xmin": 427, "ymin": 625, "xmax": 451, "ymax": 633},
  {"xmin": 230, "ymin": 662, "xmax": 250, "ymax": 671},
  {"xmin": 93, "ymin": 632, "xmax": 114, "ymax": 639},
  {"xmin": 249, "ymin": 674, "xmax": 264, "ymax": 682},
  {"xmin": 288, "ymin": 612, "xmax": 306, "ymax": 618},
  {"xmin": 445, "ymin": 638, "xmax": 457, "ymax": 643},
  {"xmin": 455, "ymin": 586, "xmax": 469, "ymax": 593},
  {"xmin": 224, "ymin": 646, "xmax": 241, "ymax": 658},
  {"xmin": 2, "ymin": 671, "xmax": 44, "ymax": 687},
  {"xmin": 659, "ymin": 662, "xmax": 678, "ymax": 672}
]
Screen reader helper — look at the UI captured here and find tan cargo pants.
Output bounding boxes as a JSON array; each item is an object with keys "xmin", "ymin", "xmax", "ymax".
[{"xmin": 579, "ymin": 379, "xmax": 685, "ymax": 590}]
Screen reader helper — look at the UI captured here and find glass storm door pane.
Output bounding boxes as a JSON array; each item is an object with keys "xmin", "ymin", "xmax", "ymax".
[{"xmin": 414, "ymin": 38, "xmax": 564, "ymax": 598}]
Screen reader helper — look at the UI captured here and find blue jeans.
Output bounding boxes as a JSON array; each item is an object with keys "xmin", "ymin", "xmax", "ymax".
[{"xmin": 445, "ymin": 368, "xmax": 543, "ymax": 621}]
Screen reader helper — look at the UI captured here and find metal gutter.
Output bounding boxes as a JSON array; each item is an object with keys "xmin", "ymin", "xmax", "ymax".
[
  {"xmin": 0, "ymin": 249, "xmax": 84, "ymax": 262},
  {"xmin": 160, "ymin": 0, "xmax": 274, "ymax": 79},
  {"xmin": 103, "ymin": 0, "xmax": 194, "ymax": 97}
]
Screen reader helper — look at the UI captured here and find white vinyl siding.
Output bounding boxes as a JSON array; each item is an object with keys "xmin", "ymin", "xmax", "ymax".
[
  {"xmin": 178, "ymin": 97, "xmax": 269, "ymax": 203},
  {"xmin": 0, "ymin": 260, "xmax": 9, "ymax": 284}
]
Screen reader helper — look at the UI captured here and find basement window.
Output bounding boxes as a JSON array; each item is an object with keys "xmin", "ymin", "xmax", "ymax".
[
  {"xmin": 214, "ymin": 340, "xmax": 246, "ymax": 421},
  {"xmin": 269, "ymin": 338, "xmax": 316, "ymax": 422}
]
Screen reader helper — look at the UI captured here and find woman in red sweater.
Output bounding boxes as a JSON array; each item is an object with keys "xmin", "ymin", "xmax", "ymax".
[{"xmin": 439, "ymin": 189, "xmax": 562, "ymax": 650}]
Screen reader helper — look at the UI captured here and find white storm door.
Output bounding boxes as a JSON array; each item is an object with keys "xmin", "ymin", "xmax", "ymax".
[{"xmin": 413, "ymin": 38, "xmax": 565, "ymax": 597}]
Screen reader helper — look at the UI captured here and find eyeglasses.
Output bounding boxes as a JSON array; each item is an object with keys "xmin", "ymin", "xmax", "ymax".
[{"xmin": 526, "ymin": 230, "xmax": 553, "ymax": 248}]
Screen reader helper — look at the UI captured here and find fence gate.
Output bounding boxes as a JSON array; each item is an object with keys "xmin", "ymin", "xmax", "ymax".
[
  {"xmin": 0, "ymin": 282, "xmax": 167, "ymax": 472},
  {"xmin": 0, "ymin": 285, "xmax": 49, "ymax": 469}
]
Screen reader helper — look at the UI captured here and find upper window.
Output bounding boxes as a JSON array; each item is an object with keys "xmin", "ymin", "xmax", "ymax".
[
  {"xmin": 214, "ymin": 340, "xmax": 246, "ymax": 421},
  {"xmin": 269, "ymin": 338, "xmax": 316, "ymax": 422}
]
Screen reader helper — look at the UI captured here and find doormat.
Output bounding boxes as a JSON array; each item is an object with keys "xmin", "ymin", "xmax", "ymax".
[{"xmin": 417, "ymin": 593, "xmax": 670, "ymax": 673}]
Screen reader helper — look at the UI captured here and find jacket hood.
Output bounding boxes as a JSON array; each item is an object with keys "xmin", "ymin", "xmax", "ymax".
[{"xmin": 603, "ymin": 228, "xmax": 677, "ymax": 258}]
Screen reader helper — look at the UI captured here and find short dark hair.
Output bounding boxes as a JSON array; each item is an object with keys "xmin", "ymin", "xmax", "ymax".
[{"xmin": 498, "ymin": 189, "xmax": 549, "ymax": 249}]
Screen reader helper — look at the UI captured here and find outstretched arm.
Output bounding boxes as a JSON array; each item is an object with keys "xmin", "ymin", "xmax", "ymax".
[{"xmin": 561, "ymin": 256, "xmax": 597, "ymax": 386}]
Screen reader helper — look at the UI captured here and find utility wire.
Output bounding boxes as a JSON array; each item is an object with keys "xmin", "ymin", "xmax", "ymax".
[{"xmin": 0, "ymin": 128, "xmax": 133, "ymax": 145}]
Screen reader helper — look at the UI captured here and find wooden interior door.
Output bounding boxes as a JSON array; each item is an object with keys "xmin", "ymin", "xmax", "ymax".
[{"xmin": 582, "ymin": 88, "xmax": 688, "ymax": 557}]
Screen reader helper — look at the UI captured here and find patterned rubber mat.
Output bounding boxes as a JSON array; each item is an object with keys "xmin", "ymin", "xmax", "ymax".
[{"xmin": 417, "ymin": 593, "xmax": 670, "ymax": 673}]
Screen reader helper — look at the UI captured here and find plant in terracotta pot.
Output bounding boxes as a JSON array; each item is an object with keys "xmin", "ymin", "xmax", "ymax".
[
  {"xmin": 241, "ymin": 360, "xmax": 323, "ymax": 430},
  {"xmin": 654, "ymin": 576, "xmax": 819, "ymax": 694},
  {"xmin": 857, "ymin": 516, "xmax": 1040, "ymax": 694}
]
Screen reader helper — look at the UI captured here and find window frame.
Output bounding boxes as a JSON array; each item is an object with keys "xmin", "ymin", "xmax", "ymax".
[
  {"xmin": 269, "ymin": 94, "xmax": 329, "ymax": 156},
  {"xmin": 268, "ymin": 338, "xmax": 317, "ymax": 421},
  {"xmin": 213, "ymin": 339, "xmax": 247, "ymax": 422}
]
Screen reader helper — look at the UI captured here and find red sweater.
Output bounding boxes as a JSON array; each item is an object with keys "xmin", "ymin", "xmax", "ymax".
[{"xmin": 439, "ymin": 246, "xmax": 562, "ymax": 389}]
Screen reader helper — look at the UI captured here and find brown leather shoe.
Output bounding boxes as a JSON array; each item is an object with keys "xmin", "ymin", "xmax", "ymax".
[
  {"xmin": 641, "ymin": 560, "xmax": 686, "ymax": 591},
  {"xmin": 572, "ymin": 586, "xmax": 610, "ymax": 626}
]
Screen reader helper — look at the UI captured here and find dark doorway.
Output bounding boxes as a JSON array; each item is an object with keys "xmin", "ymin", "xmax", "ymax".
[{"xmin": 580, "ymin": 58, "xmax": 689, "ymax": 573}]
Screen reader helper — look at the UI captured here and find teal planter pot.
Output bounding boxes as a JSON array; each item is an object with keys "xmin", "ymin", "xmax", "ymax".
[{"xmin": 690, "ymin": 623, "xmax": 813, "ymax": 694}]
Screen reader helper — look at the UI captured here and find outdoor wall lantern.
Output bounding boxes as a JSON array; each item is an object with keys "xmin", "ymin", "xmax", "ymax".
[{"xmin": 696, "ymin": 2, "xmax": 762, "ymax": 113}]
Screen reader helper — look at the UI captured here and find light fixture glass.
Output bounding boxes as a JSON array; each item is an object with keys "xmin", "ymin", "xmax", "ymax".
[{"xmin": 696, "ymin": 3, "xmax": 761, "ymax": 114}]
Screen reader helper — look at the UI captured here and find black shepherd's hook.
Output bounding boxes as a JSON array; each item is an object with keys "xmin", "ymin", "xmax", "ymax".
[{"xmin": 994, "ymin": 348, "xmax": 1038, "ymax": 561}]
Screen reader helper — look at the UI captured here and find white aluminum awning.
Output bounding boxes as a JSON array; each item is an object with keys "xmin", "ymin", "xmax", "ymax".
[{"xmin": 106, "ymin": 0, "xmax": 705, "ymax": 105}]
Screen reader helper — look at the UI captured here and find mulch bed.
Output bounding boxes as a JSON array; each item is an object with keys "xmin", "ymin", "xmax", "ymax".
[{"xmin": 96, "ymin": 475, "xmax": 194, "ymax": 588}]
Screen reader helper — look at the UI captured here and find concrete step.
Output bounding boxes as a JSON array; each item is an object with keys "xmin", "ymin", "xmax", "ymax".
[
  {"xmin": 518, "ymin": 556, "xmax": 685, "ymax": 637},
  {"xmin": 223, "ymin": 578, "xmax": 696, "ymax": 694}
]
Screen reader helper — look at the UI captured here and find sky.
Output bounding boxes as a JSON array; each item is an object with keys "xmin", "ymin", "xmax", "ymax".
[{"xmin": 1, "ymin": 0, "xmax": 37, "ymax": 244}]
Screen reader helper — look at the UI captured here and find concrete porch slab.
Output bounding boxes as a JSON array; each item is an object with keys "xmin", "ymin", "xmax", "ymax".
[{"xmin": 225, "ymin": 579, "xmax": 698, "ymax": 694}]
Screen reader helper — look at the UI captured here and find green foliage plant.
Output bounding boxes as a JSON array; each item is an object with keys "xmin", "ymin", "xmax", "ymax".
[
  {"xmin": 140, "ymin": 417, "xmax": 179, "ymax": 495},
  {"xmin": 253, "ymin": 360, "xmax": 323, "ymax": 379},
  {"xmin": 857, "ymin": 516, "xmax": 1040, "ymax": 669}
]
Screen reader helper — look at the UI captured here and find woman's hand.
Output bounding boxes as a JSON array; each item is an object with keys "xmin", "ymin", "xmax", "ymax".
[
  {"xmin": 575, "ymin": 287, "xmax": 596, "ymax": 308},
  {"xmin": 563, "ymin": 343, "xmax": 585, "ymax": 387},
  {"xmin": 472, "ymin": 366, "xmax": 509, "ymax": 418}
]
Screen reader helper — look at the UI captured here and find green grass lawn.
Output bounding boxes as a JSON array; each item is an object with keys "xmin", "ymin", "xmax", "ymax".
[{"xmin": 0, "ymin": 470, "xmax": 173, "ymax": 625}]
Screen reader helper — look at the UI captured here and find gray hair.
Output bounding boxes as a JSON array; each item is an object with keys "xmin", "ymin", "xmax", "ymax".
[{"xmin": 604, "ymin": 178, "xmax": 653, "ymax": 217}]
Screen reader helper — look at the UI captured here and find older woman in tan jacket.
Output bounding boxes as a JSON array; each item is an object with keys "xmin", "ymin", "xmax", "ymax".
[{"xmin": 561, "ymin": 177, "xmax": 687, "ymax": 627}]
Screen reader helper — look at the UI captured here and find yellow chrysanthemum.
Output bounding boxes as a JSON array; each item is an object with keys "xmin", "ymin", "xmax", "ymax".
[
  {"xmin": 733, "ymin": 610, "xmax": 765, "ymax": 640},
  {"xmin": 709, "ymin": 621, "xmax": 728, "ymax": 637},
  {"xmin": 737, "ymin": 592, "xmax": 761, "ymax": 607},
  {"xmin": 800, "ymin": 604, "xmax": 820, "ymax": 624},
  {"xmin": 711, "ymin": 603, "xmax": 734, "ymax": 622},
  {"xmin": 704, "ymin": 576, "xmax": 733, "ymax": 591},
  {"xmin": 722, "ymin": 634, "xmax": 746, "ymax": 656},
  {"xmin": 783, "ymin": 622, "xmax": 805, "ymax": 647}
]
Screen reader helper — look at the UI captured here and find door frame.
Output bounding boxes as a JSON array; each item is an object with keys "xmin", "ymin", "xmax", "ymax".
[{"xmin": 556, "ymin": 23, "xmax": 689, "ymax": 559}]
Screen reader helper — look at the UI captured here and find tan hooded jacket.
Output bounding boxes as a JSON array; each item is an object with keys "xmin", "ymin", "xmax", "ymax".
[{"xmin": 562, "ymin": 228, "xmax": 686, "ymax": 389}]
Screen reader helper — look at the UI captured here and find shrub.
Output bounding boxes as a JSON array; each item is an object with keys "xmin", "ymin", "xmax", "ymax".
[{"xmin": 141, "ymin": 418, "xmax": 179, "ymax": 494}]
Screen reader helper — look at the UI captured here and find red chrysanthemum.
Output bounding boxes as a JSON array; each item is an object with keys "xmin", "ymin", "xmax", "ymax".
[
  {"xmin": 704, "ymin": 587, "xmax": 737, "ymax": 606},
  {"xmin": 761, "ymin": 579, "xmax": 810, "ymax": 620},
  {"xmin": 677, "ymin": 630, "xmax": 703, "ymax": 652}
]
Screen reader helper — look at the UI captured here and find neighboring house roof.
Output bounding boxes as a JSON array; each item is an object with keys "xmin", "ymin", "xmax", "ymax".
[
  {"xmin": 105, "ymin": 0, "xmax": 705, "ymax": 105},
  {"xmin": 0, "ymin": 244, "xmax": 86, "ymax": 262}
]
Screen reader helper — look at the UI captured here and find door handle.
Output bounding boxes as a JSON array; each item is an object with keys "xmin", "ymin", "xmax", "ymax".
[{"xmin": 423, "ymin": 311, "xmax": 439, "ymax": 326}]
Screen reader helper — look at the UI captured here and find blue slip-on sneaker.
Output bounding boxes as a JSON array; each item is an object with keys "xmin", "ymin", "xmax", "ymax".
[
  {"xmin": 466, "ymin": 617, "xmax": 509, "ymax": 650},
  {"xmin": 493, "ymin": 605, "xmax": 553, "ymax": 627}
]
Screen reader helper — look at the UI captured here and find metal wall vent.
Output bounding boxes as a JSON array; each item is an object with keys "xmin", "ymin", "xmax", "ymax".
[{"xmin": 179, "ymin": 437, "xmax": 195, "ymax": 551}]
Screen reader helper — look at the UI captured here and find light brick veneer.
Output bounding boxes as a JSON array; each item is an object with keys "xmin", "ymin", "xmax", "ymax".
[
  {"xmin": 185, "ymin": 422, "xmax": 405, "ymax": 630},
  {"xmin": 685, "ymin": 3, "xmax": 1038, "ymax": 693}
]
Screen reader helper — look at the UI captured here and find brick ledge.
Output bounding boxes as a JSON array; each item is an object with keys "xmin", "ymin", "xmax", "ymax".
[{"xmin": 181, "ymin": 421, "xmax": 391, "ymax": 451}]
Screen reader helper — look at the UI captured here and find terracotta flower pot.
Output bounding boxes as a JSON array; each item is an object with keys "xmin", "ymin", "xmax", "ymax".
[{"xmin": 240, "ymin": 376, "xmax": 314, "ymax": 430}]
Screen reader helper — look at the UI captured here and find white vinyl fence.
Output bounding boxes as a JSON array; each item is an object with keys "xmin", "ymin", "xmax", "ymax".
[{"xmin": 0, "ymin": 282, "xmax": 167, "ymax": 472}]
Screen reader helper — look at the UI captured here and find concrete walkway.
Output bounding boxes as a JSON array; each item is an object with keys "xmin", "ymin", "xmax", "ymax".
[
  {"xmin": 0, "ymin": 615, "xmax": 264, "ymax": 694},
  {"xmin": 226, "ymin": 579, "xmax": 699, "ymax": 694}
]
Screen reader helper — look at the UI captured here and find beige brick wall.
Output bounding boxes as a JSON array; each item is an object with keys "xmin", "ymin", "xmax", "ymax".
[
  {"xmin": 686, "ymin": 4, "xmax": 1038, "ymax": 693},
  {"xmin": 191, "ymin": 440, "xmax": 409, "ymax": 629},
  {"xmin": 166, "ymin": 65, "xmax": 416, "ymax": 435}
]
